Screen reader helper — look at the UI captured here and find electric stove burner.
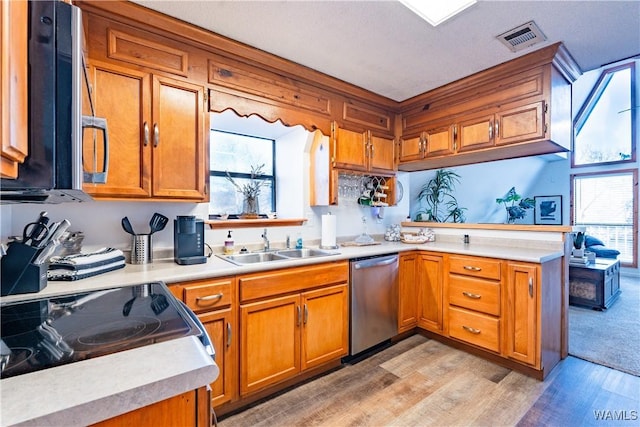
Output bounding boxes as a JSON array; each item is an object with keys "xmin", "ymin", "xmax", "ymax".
[
  {"xmin": 75, "ymin": 317, "xmax": 161, "ymax": 346},
  {"xmin": 0, "ymin": 282, "xmax": 199, "ymax": 379}
]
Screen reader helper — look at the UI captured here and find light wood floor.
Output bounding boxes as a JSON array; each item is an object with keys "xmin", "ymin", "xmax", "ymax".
[{"xmin": 219, "ymin": 334, "xmax": 640, "ymax": 426}]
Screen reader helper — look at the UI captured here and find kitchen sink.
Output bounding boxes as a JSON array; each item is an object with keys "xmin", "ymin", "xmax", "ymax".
[
  {"xmin": 275, "ymin": 248, "xmax": 334, "ymax": 258},
  {"xmin": 218, "ymin": 248, "xmax": 336, "ymax": 265},
  {"xmin": 222, "ymin": 252, "xmax": 289, "ymax": 265}
]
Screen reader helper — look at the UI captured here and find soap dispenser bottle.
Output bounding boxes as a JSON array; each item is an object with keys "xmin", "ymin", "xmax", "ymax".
[{"xmin": 224, "ymin": 230, "xmax": 234, "ymax": 254}]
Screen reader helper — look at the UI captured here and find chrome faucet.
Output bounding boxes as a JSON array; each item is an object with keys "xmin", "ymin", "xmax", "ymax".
[{"xmin": 261, "ymin": 228, "xmax": 270, "ymax": 251}]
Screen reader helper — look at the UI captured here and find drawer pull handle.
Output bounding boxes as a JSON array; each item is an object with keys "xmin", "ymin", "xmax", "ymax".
[
  {"xmin": 462, "ymin": 325, "xmax": 481, "ymax": 334},
  {"xmin": 463, "ymin": 266, "xmax": 482, "ymax": 271},
  {"xmin": 196, "ymin": 293, "xmax": 223, "ymax": 303},
  {"xmin": 227, "ymin": 322, "xmax": 232, "ymax": 347},
  {"xmin": 462, "ymin": 291, "xmax": 481, "ymax": 299}
]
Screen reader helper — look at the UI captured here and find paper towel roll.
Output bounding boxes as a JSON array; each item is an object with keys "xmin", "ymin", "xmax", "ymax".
[{"xmin": 320, "ymin": 214, "xmax": 337, "ymax": 248}]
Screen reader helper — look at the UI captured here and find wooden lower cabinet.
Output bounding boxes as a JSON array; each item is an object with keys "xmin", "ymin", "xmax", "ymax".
[
  {"xmin": 240, "ymin": 283, "xmax": 348, "ymax": 396},
  {"xmin": 404, "ymin": 251, "xmax": 561, "ymax": 379},
  {"xmin": 170, "ymin": 277, "xmax": 238, "ymax": 409},
  {"xmin": 91, "ymin": 386, "xmax": 209, "ymax": 427},
  {"xmin": 504, "ymin": 262, "xmax": 538, "ymax": 367},
  {"xmin": 398, "ymin": 252, "xmax": 418, "ymax": 331},
  {"xmin": 417, "ymin": 253, "xmax": 444, "ymax": 332},
  {"xmin": 398, "ymin": 251, "xmax": 444, "ymax": 333}
]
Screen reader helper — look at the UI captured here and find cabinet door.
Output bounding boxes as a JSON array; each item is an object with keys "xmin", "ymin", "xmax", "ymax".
[
  {"xmin": 1, "ymin": 0, "xmax": 28, "ymax": 178},
  {"xmin": 398, "ymin": 134, "xmax": 423, "ymax": 162},
  {"xmin": 199, "ymin": 308, "xmax": 237, "ymax": 408},
  {"xmin": 332, "ymin": 126, "xmax": 367, "ymax": 171},
  {"xmin": 240, "ymin": 295, "xmax": 300, "ymax": 396},
  {"xmin": 495, "ymin": 101, "xmax": 545, "ymax": 146},
  {"xmin": 424, "ymin": 125, "xmax": 455, "ymax": 157},
  {"xmin": 301, "ymin": 284, "xmax": 349, "ymax": 370},
  {"xmin": 505, "ymin": 263, "xmax": 538, "ymax": 366},
  {"xmin": 368, "ymin": 134, "xmax": 395, "ymax": 173},
  {"xmin": 417, "ymin": 253, "xmax": 444, "ymax": 332},
  {"xmin": 457, "ymin": 113, "xmax": 494, "ymax": 152},
  {"xmin": 84, "ymin": 61, "xmax": 151, "ymax": 197},
  {"xmin": 398, "ymin": 252, "xmax": 418, "ymax": 332},
  {"xmin": 152, "ymin": 75, "xmax": 206, "ymax": 199}
]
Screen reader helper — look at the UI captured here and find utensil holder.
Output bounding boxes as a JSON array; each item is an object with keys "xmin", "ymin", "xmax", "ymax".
[
  {"xmin": 131, "ymin": 234, "xmax": 152, "ymax": 264},
  {"xmin": 1, "ymin": 242, "xmax": 47, "ymax": 296}
]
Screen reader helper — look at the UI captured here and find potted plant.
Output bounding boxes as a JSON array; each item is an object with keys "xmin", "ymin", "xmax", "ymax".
[
  {"xmin": 496, "ymin": 187, "xmax": 534, "ymax": 224},
  {"xmin": 415, "ymin": 169, "xmax": 466, "ymax": 223},
  {"xmin": 226, "ymin": 164, "xmax": 267, "ymax": 219}
]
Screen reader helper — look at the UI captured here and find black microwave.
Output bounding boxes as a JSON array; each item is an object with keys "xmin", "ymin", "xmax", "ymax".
[{"xmin": 0, "ymin": 1, "xmax": 107, "ymax": 204}]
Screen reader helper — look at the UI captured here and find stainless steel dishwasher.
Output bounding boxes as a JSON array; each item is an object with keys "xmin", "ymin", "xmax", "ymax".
[{"xmin": 349, "ymin": 254, "xmax": 399, "ymax": 356}]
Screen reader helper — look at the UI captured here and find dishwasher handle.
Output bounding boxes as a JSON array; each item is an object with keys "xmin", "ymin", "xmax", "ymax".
[{"xmin": 352, "ymin": 255, "xmax": 398, "ymax": 270}]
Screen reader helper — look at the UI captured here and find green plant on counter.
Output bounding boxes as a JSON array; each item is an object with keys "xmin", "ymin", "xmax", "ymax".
[
  {"xmin": 496, "ymin": 187, "xmax": 534, "ymax": 224},
  {"xmin": 415, "ymin": 169, "xmax": 466, "ymax": 223}
]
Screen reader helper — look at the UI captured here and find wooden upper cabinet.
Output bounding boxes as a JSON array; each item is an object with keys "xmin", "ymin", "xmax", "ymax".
[
  {"xmin": 425, "ymin": 124, "xmax": 455, "ymax": 157},
  {"xmin": 1, "ymin": 0, "xmax": 28, "ymax": 179},
  {"xmin": 332, "ymin": 126, "xmax": 368, "ymax": 172},
  {"xmin": 82, "ymin": 61, "xmax": 207, "ymax": 201},
  {"xmin": 398, "ymin": 43, "xmax": 578, "ymax": 171},
  {"xmin": 151, "ymin": 75, "xmax": 206, "ymax": 199},
  {"xmin": 369, "ymin": 134, "xmax": 395, "ymax": 173},
  {"xmin": 331, "ymin": 124, "xmax": 395, "ymax": 174},
  {"xmin": 83, "ymin": 61, "xmax": 151, "ymax": 197},
  {"xmin": 494, "ymin": 101, "xmax": 546, "ymax": 146}
]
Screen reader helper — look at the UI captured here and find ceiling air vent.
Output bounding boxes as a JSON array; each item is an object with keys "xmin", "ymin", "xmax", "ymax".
[{"xmin": 497, "ymin": 21, "xmax": 546, "ymax": 52}]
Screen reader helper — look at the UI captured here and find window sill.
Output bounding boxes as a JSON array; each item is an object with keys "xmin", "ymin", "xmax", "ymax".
[{"xmin": 206, "ymin": 218, "xmax": 308, "ymax": 229}]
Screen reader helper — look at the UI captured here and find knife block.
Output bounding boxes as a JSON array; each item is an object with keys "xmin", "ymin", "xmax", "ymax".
[{"xmin": 1, "ymin": 242, "xmax": 47, "ymax": 296}]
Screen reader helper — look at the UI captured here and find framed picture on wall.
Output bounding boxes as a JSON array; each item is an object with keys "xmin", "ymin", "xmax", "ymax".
[{"xmin": 534, "ymin": 195, "xmax": 562, "ymax": 225}]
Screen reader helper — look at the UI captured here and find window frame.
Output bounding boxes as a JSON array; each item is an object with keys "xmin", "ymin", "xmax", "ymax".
[
  {"xmin": 572, "ymin": 62, "xmax": 636, "ymax": 168},
  {"xmin": 208, "ymin": 129, "xmax": 277, "ymax": 218},
  {"xmin": 570, "ymin": 168, "xmax": 638, "ymax": 268}
]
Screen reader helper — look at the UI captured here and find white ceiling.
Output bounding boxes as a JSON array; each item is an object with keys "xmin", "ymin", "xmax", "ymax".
[{"xmin": 131, "ymin": 0, "xmax": 640, "ymax": 102}]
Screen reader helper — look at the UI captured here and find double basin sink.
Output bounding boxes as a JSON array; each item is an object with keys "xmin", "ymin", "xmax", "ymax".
[{"xmin": 218, "ymin": 248, "xmax": 337, "ymax": 266}]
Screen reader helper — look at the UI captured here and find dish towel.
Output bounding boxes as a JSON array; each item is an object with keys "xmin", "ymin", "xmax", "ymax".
[{"xmin": 48, "ymin": 248, "xmax": 125, "ymax": 281}]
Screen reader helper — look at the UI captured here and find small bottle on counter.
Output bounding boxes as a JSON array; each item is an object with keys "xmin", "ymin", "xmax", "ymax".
[
  {"xmin": 296, "ymin": 233, "xmax": 303, "ymax": 249},
  {"xmin": 224, "ymin": 230, "xmax": 235, "ymax": 254}
]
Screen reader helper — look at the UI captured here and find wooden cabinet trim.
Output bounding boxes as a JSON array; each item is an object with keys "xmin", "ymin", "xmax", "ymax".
[
  {"xmin": 208, "ymin": 54, "xmax": 331, "ymax": 116},
  {"xmin": 342, "ymin": 101, "xmax": 393, "ymax": 134},
  {"xmin": 107, "ymin": 28, "xmax": 189, "ymax": 77}
]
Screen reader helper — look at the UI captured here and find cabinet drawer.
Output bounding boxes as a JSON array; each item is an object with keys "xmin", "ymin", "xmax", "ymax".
[
  {"xmin": 448, "ymin": 275, "xmax": 500, "ymax": 316},
  {"xmin": 183, "ymin": 281, "xmax": 233, "ymax": 312},
  {"xmin": 239, "ymin": 261, "xmax": 349, "ymax": 302},
  {"xmin": 448, "ymin": 306, "xmax": 499, "ymax": 352},
  {"xmin": 449, "ymin": 256, "xmax": 501, "ymax": 280}
]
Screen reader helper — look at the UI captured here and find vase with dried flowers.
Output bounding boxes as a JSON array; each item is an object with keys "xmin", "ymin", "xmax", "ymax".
[{"xmin": 226, "ymin": 164, "xmax": 266, "ymax": 219}]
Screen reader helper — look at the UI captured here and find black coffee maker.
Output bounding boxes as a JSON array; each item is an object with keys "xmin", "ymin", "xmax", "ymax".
[{"xmin": 174, "ymin": 216, "xmax": 207, "ymax": 265}]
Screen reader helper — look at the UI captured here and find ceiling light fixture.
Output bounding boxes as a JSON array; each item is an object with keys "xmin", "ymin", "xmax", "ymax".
[{"xmin": 399, "ymin": 0, "xmax": 477, "ymax": 27}]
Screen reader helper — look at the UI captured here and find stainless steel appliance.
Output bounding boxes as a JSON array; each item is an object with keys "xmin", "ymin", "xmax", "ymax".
[
  {"xmin": 0, "ymin": 282, "xmax": 212, "ymax": 379},
  {"xmin": 0, "ymin": 1, "xmax": 108, "ymax": 204},
  {"xmin": 174, "ymin": 216, "xmax": 207, "ymax": 265},
  {"xmin": 349, "ymin": 254, "xmax": 399, "ymax": 356}
]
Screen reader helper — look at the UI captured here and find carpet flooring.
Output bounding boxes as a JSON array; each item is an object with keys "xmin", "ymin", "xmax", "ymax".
[{"xmin": 568, "ymin": 273, "xmax": 640, "ymax": 377}]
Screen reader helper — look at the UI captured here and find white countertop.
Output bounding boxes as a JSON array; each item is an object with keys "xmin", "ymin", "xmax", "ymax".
[
  {"xmin": 0, "ymin": 238, "xmax": 564, "ymax": 426},
  {"xmin": 0, "ymin": 240, "xmax": 564, "ymax": 305},
  {"xmin": 0, "ymin": 335, "xmax": 218, "ymax": 426}
]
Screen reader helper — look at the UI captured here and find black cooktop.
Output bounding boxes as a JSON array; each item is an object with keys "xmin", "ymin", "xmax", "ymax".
[{"xmin": 0, "ymin": 282, "xmax": 198, "ymax": 379}]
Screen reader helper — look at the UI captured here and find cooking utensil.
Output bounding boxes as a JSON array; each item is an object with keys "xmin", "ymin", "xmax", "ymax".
[
  {"xmin": 150, "ymin": 293, "xmax": 169, "ymax": 315},
  {"xmin": 149, "ymin": 213, "xmax": 168, "ymax": 234},
  {"xmin": 22, "ymin": 212, "xmax": 50, "ymax": 247},
  {"xmin": 122, "ymin": 296, "xmax": 136, "ymax": 317},
  {"xmin": 33, "ymin": 220, "xmax": 71, "ymax": 264},
  {"xmin": 121, "ymin": 217, "xmax": 135, "ymax": 235}
]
